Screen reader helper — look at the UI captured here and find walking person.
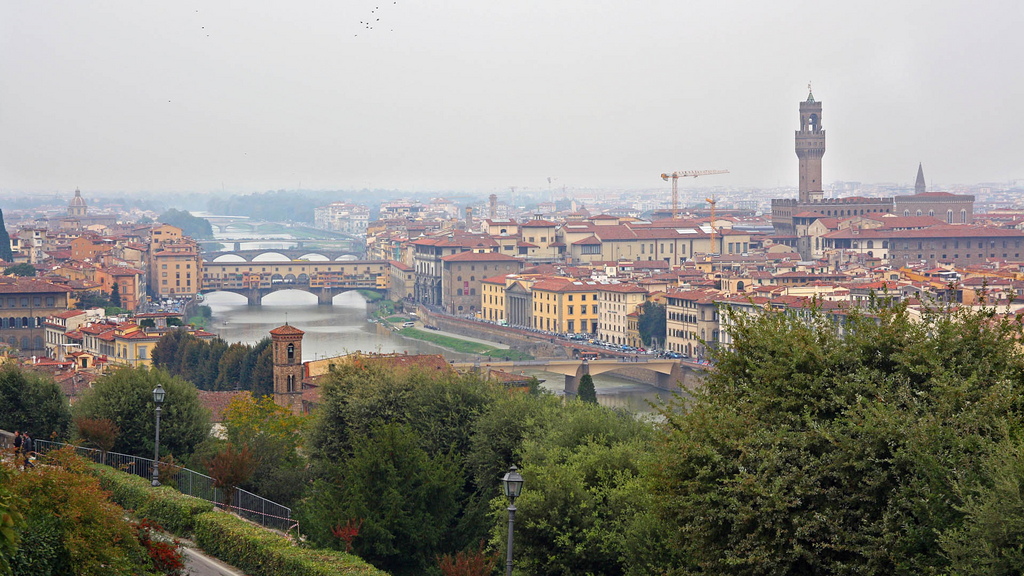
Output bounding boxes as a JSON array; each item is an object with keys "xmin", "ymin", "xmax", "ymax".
[
  {"xmin": 12, "ymin": 430, "xmax": 21, "ymax": 463},
  {"xmin": 21, "ymin": 432, "xmax": 33, "ymax": 470}
]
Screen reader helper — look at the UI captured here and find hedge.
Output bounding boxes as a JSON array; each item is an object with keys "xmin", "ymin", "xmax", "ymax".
[
  {"xmin": 193, "ymin": 511, "xmax": 388, "ymax": 575},
  {"xmin": 91, "ymin": 464, "xmax": 213, "ymax": 535},
  {"xmin": 90, "ymin": 464, "xmax": 387, "ymax": 575}
]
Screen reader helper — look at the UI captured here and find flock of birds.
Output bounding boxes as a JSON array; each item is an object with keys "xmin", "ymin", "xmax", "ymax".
[{"xmin": 356, "ymin": 2, "xmax": 397, "ymax": 36}]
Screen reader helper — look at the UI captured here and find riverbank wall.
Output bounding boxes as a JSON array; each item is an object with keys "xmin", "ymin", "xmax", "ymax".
[{"xmin": 416, "ymin": 307, "xmax": 569, "ymax": 359}]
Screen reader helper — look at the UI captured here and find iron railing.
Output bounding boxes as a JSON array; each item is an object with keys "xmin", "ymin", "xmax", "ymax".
[{"xmin": 10, "ymin": 435, "xmax": 292, "ymax": 532}]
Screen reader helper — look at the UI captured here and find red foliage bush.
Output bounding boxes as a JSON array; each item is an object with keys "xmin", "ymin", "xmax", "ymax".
[
  {"xmin": 331, "ymin": 517, "xmax": 363, "ymax": 552},
  {"xmin": 133, "ymin": 518, "xmax": 185, "ymax": 575},
  {"xmin": 437, "ymin": 540, "xmax": 499, "ymax": 576}
]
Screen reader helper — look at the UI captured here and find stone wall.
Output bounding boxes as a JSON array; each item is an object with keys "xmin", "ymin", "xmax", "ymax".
[{"xmin": 418, "ymin": 306, "xmax": 569, "ymax": 359}]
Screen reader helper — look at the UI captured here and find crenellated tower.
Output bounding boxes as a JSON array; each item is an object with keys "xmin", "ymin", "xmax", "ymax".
[{"xmin": 796, "ymin": 87, "xmax": 825, "ymax": 202}]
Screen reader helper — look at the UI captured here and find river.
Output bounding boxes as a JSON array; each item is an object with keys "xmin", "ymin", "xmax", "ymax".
[{"xmin": 200, "ymin": 290, "xmax": 668, "ymax": 414}]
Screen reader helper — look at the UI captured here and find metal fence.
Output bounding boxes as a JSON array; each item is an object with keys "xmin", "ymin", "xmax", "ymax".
[{"xmin": 24, "ymin": 437, "xmax": 293, "ymax": 532}]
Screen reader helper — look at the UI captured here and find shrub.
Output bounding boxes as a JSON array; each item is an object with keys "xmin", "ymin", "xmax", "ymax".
[
  {"xmin": 8, "ymin": 448, "xmax": 151, "ymax": 576},
  {"xmin": 205, "ymin": 444, "xmax": 257, "ymax": 509},
  {"xmin": 74, "ymin": 416, "xmax": 119, "ymax": 464},
  {"xmin": 437, "ymin": 541, "xmax": 498, "ymax": 576},
  {"xmin": 91, "ymin": 464, "xmax": 213, "ymax": 536},
  {"xmin": 193, "ymin": 511, "xmax": 388, "ymax": 575}
]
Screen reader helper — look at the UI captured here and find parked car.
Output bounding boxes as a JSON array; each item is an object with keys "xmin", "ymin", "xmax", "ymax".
[{"xmin": 402, "ymin": 321, "xmax": 416, "ymax": 328}]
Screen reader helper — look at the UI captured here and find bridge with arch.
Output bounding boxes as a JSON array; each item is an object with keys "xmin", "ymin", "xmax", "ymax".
[
  {"xmin": 201, "ymin": 259, "xmax": 388, "ymax": 306},
  {"xmin": 452, "ymin": 357, "xmax": 702, "ymax": 395},
  {"xmin": 202, "ymin": 248, "xmax": 365, "ymax": 263}
]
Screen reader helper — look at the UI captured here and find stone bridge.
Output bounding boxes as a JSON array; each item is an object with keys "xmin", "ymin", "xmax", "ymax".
[
  {"xmin": 202, "ymin": 282, "xmax": 383, "ymax": 306},
  {"xmin": 202, "ymin": 249, "xmax": 364, "ymax": 262},
  {"xmin": 452, "ymin": 358, "xmax": 704, "ymax": 395}
]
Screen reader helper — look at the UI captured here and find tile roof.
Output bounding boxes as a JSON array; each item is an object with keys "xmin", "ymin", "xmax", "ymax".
[
  {"xmin": 441, "ymin": 251, "xmax": 521, "ymax": 263},
  {"xmin": 0, "ymin": 278, "xmax": 72, "ymax": 294},
  {"xmin": 270, "ymin": 324, "xmax": 305, "ymax": 336}
]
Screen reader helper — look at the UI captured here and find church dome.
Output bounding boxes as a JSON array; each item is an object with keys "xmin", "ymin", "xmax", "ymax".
[{"xmin": 69, "ymin": 189, "xmax": 87, "ymax": 208}]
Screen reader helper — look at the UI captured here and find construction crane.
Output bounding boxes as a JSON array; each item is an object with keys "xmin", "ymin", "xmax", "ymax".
[
  {"xmin": 660, "ymin": 170, "xmax": 729, "ymax": 219},
  {"xmin": 706, "ymin": 195, "xmax": 718, "ymax": 256}
]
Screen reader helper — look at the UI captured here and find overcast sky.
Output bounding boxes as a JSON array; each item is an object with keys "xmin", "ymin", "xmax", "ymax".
[{"xmin": 2, "ymin": 0, "xmax": 1022, "ymax": 194}]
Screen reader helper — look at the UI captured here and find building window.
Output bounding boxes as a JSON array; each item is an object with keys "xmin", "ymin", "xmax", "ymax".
[{"xmin": 287, "ymin": 343, "xmax": 295, "ymax": 363}]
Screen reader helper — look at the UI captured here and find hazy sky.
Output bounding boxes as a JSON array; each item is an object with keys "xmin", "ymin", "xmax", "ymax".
[{"xmin": 2, "ymin": 0, "xmax": 1022, "ymax": 194}]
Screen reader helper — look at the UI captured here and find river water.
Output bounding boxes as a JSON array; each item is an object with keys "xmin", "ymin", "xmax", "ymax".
[{"xmin": 200, "ymin": 290, "xmax": 668, "ymax": 414}]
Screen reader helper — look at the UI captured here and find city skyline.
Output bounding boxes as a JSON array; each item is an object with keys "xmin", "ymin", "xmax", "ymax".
[{"xmin": 2, "ymin": 0, "xmax": 1022, "ymax": 192}]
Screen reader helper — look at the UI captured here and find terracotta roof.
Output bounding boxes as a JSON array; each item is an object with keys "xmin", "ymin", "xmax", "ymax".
[
  {"xmin": 530, "ymin": 277, "xmax": 600, "ymax": 292},
  {"xmin": 572, "ymin": 236, "xmax": 602, "ymax": 246},
  {"xmin": 0, "ymin": 278, "xmax": 72, "ymax": 294},
  {"xmin": 197, "ymin": 390, "xmax": 249, "ymax": 422},
  {"xmin": 388, "ymin": 260, "xmax": 413, "ymax": 271},
  {"xmin": 597, "ymin": 283, "xmax": 648, "ymax": 293},
  {"xmin": 520, "ymin": 219, "xmax": 558, "ymax": 227},
  {"xmin": 270, "ymin": 324, "xmax": 305, "ymax": 336},
  {"xmin": 441, "ymin": 251, "xmax": 521, "ymax": 263}
]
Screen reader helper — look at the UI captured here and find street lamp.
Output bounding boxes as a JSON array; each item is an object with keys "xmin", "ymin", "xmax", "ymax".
[
  {"xmin": 151, "ymin": 384, "xmax": 165, "ymax": 487},
  {"xmin": 500, "ymin": 465, "xmax": 525, "ymax": 576}
]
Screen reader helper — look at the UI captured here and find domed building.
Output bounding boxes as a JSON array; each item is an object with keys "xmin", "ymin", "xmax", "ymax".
[
  {"xmin": 49, "ymin": 188, "xmax": 116, "ymax": 231},
  {"xmin": 68, "ymin": 189, "xmax": 88, "ymax": 218}
]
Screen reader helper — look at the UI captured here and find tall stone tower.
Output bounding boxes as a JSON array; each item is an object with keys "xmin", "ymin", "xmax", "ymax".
[
  {"xmin": 796, "ymin": 88, "xmax": 825, "ymax": 203},
  {"xmin": 270, "ymin": 324, "xmax": 304, "ymax": 414},
  {"xmin": 915, "ymin": 163, "xmax": 926, "ymax": 194}
]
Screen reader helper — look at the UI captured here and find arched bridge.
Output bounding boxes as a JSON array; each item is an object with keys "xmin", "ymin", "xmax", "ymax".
[
  {"xmin": 202, "ymin": 249, "xmax": 364, "ymax": 262},
  {"xmin": 452, "ymin": 358, "xmax": 704, "ymax": 395},
  {"xmin": 202, "ymin": 259, "xmax": 388, "ymax": 306}
]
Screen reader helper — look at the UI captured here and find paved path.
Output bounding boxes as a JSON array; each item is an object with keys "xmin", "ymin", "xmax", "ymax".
[
  {"xmin": 182, "ymin": 545, "xmax": 246, "ymax": 576},
  {"xmin": 416, "ymin": 322, "xmax": 511, "ymax": 349}
]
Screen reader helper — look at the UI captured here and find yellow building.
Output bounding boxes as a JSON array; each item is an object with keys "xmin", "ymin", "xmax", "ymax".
[
  {"xmin": 529, "ymin": 277, "xmax": 599, "ymax": 335},
  {"xmin": 481, "ymin": 276, "xmax": 507, "ymax": 323},
  {"xmin": 152, "ymin": 242, "xmax": 203, "ymax": 298},
  {"xmin": 596, "ymin": 283, "xmax": 648, "ymax": 346},
  {"xmin": 626, "ymin": 310, "xmax": 641, "ymax": 348}
]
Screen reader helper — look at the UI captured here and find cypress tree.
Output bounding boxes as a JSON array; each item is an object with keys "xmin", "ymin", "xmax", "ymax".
[
  {"xmin": 0, "ymin": 209, "xmax": 14, "ymax": 263},
  {"xmin": 110, "ymin": 282, "xmax": 121, "ymax": 308},
  {"xmin": 577, "ymin": 374, "xmax": 598, "ymax": 403}
]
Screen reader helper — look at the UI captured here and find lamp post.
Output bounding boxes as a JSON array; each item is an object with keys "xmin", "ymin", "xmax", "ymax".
[
  {"xmin": 151, "ymin": 384, "xmax": 165, "ymax": 487},
  {"xmin": 500, "ymin": 465, "xmax": 524, "ymax": 576}
]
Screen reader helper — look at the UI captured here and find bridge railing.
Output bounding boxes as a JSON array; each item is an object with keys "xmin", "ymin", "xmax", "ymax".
[{"xmin": 10, "ymin": 435, "xmax": 293, "ymax": 532}]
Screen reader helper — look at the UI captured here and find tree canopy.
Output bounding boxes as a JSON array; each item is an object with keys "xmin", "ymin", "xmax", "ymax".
[
  {"xmin": 157, "ymin": 209, "xmax": 214, "ymax": 240},
  {"xmin": 652, "ymin": 299, "xmax": 1024, "ymax": 574},
  {"xmin": 0, "ymin": 366, "xmax": 71, "ymax": 441},
  {"xmin": 72, "ymin": 367, "xmax": 210, "ymax": 460},
  {"xmin": 3, "ymin": 264, "xmax": 35, "ymax": 277},
  {"xmin": 0, "ymin": 209, "xmax": 13, "ymax": 263},
  {"xmin": 637, "ymin": 301, "xmax": 666, "ymax": 348}
]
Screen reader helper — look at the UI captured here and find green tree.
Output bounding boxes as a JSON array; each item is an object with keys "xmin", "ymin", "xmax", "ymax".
[
  {"xmin": 940, "ymin": 435, "xmax": 1024, "ymax": 575},
  {"xmin": 73, "ymin": 291, "xmax": 112, "ymax": 310},
  {"xmin": 0, "ymin": 366, "xmax": 72, "ymax": 440},
  {"xmin": 72, "ymin": 367, "xmax": 211, "ymax": 460},
  {"xmin": 109, "ymin": 282, "xmax": 121, "ymax": 308},
  {"xmin": 138, "ymin": 318, "xmax": 156, "ymax": 329},
  {"xmin": 298, "ymin": 423, "xmax": 461, "ymax": 576},
  {"xmin": 157, "ymin": 209, "xmax": 214, "ymax": 239},
  {"xmin": 576, "ymin": 373, "xmax": 597, "ymax": 403},
  {"xmin": 0, "ymin": 210, "xmax": 13, "ymax": 263},
  {"xmin": 489, "ymin": 401, "xmax": 672, "ymax": 576},
  {"xmin": 222, "ymin": 393, "xmax": 307, "ymax": 506},
  {"xmin": 2, "ymin": 264, "xmax": 35, "ymax": 277},
  {"xmin": 652, "ymin": 300, "xmax": 1024, "ymax": 575},
  {"xmin": 637, "ymin": 302, "xmax": 666, "ymax": 348}
]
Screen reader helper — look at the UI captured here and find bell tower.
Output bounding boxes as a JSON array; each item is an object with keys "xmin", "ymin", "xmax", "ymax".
[
  {"xmin": 270, "ymin": 324, "xmax": 304, "ymax": 414},
  {"xmin": 796, "ymin": 85, "xmax": 825, "ymax": 203}
]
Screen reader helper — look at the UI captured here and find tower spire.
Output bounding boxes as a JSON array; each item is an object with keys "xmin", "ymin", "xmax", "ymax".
[{"xmin": 915, "ymin": 163, "xmax": 926, "ymax": 195}]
